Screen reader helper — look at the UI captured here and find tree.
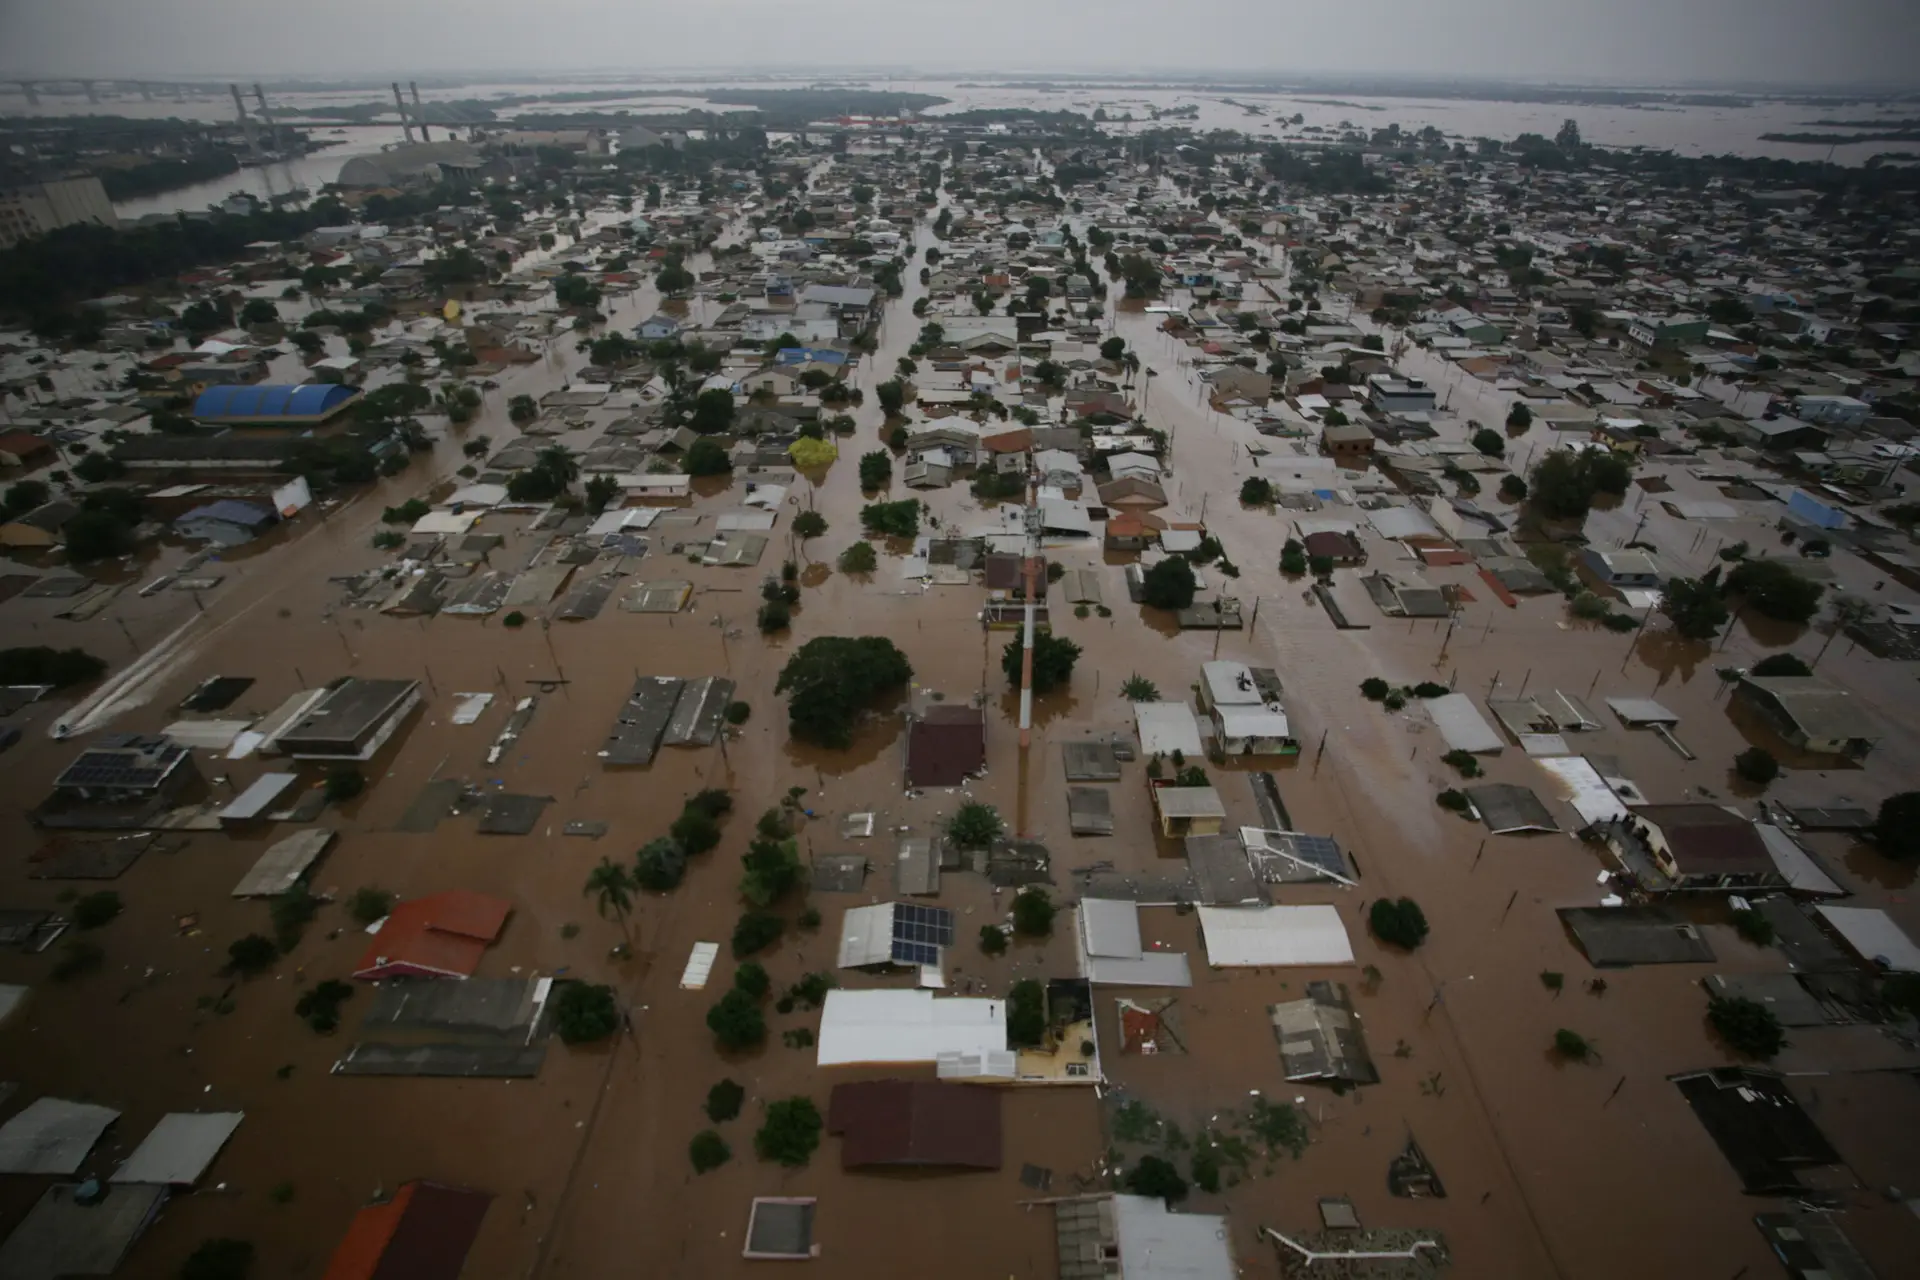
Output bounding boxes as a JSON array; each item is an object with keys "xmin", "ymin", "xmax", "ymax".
[
  {"xmin": 838, "ymin": 540, "xmax": 878, "ymax": 574},
  {"xmin": 875, "ymin": 379, "xmax": 907, "ymax": 416},
  {"xmin": 634, "ymin": 836, "xmax": 688, "ymax": 892},
  {"xmin": 684, "ymin": 437, "xmax": 732, "ymax": 476},
  {"xmin": 584, "ymin": 474, "xmax": 619, "ymax": 514},
  {"xmin": 979, "ymin": 925, "xmax": 1008, "ymax": 955},
  {"xmin": 1101, "ymin": 336, "xmax": 1126, "ymax": 361},
  {"xmin": 1499, "ymin": 474, "xmax": 1528, "ymax": 501},
  {"xmin": 858, "ymin": 451, "xmax": 891, "ymax": 490},
  {"xmin": 1734, "ymin": 747, "xmax": 1780, "ymax": 786},
  {"xmin": 1508, "ymin": 403, "xmax": 1535, "ymax": 433},
  {"xmin": 860, "ymin": 499, "xmax": 918, "ymax": 537},
  {"xmin": 1553, "ymin": 1028, "xmax": 1594, "ymax": 1062},
  {"xmin": 226, "ymin": 934, "xmax": 278, "ymax": 975},
  {"xmin": 1708, "ymin": 994, "xmax": 1786, "ymax": 1059},
  {"xmin": 1013, "ymin": 889, "xmax": 1056, "ymax": 938},
  {"xmin": 584, "ymin": 857, "xmax": 637, "ymax": 950},
  {"xmin": 1873, "ymin": 793, "xmax": 1920, "ymax": 860},
  {"xmin": 755, "ymin": 1097, "xmax": 822, "ymax": 1167},
  {"xmin": 180, "ymin": 1238, "xmax": 255, "ymax": 1280},
  {"xmin": 739, "ymin": 834, "xmax": 803, "ymax": 907},
  {"xmin": 1471, "ymin": 427, "xmax": 1505, "ymax": 457},
  {"xmin": 732, "ymin": 911, "xmax": 784, "ymax": 958},
  {"xmin": 1125, "ymin": 1155, "xmax": 1188, "ymax": 1204},
  {"xmin": 706, "ymin": 1078, "xmax": 746, "ymax": 1122},
  {"xmin": 508, "ymin": 394, "xmax": 538, "ymax": 424},
  {"xmin": 553, "ymin": 982, "xmax": 620, "ymax": 1044},
  {"xmin": 1555, "ymin": 118, "xmax": 1582, "ymax": 149},
  {"xmin": 1528, "ymin": 450, "xmax": 1597, "ymax": 521},
  {"xmin": 948, "ymin": 802, "xmax": 1003, "ymax": 848},
  {"xmin": 707, "ymin": 987, "xmax": 767, "ymax": 1051},
  {"xmin": 1660, "ymin": 576, "xmax": 1731, "ymax": 640},
  {"xmin": 1008, "ymin": 978, "xmax": 1047, "ymax": 1045},
  {"xmin": 1140, "ymin": 557, "xmax": 1197, "ymax": 610},
  {"xmin": 2, "ymin": 479, "xmax": 49, "ymax": 516},
  {"xmin": 1240, "ymin": 476, "xmax": 1273, "ymax": 506},
  {"xmin": 1003, "ymin": 632, "xmax": 1081, "ymax": 694},
  {"xmin": 690, "ymin": 387, "xmax": 735, "ymax": 435},
  {"xmin": 792, "ymin": 510, "xmax": 827, "ymax": 543},
  {"xmin": 775, "ymin": 635, "xmax": 912, "ymax": 748},
  {"xmin": 1726, "ymin": 560, "xmax": 1825, "ymax": 624},
  {"xmin": 1369, "ymin": 897, "xmax": 1429, "ymax": 949},
  {"xmin": 670, "ymin": 808, "xmax": 721, "ymax": 854},
  {"xmin": 348, "ymin": 887, "xmax": 393, "ymax": 925},
  {"xmin": 689, "ymin": 1130, "xmax": 731, "ymax": 1173},
  {"xmin": 239, "ymin": 298, "xmax": 278, "ymax": 326}
]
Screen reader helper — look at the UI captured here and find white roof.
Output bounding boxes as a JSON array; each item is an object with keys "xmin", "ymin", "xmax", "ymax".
[
  {"xmin": 1606, "ymin": 696, "xmax": 1679, "ymax": 725},
  {"xmin": 447, "ymin": 483, "xmax": 508, "ymax": 508},
  {"xmin": 1533, "ymin": 757, "xmax": 1628, "ymax": 826},
  {"xmin": 1077, "ymin": 901, "xmax": 1192, "ymax": 987},
  {"xmin": 1134, "ymin": 701, "xmax": 1205, "ymax": 757},
  {"xmin": 1367, "ymin": 506, "xmax": 1442, "ymax": 540},
  {"xmin": 1112, "ymin": 1195, "xmax": 1236, "ymax": 1280},
  {"xmin": 162, "ymin": 719, "xmax": 251, "ymax": 751},
  {"xmin": 679, "ymin": 941, "xmax": 719, "ymax": 989},
  {"xmin": 742, "ymin": 484, "xmax": 788, "ymax": 510},
  {"xmin": 1201, "ymin": 661, "xmax": 1261, "ymax": 705},
  {"xmin": 1198, "ymin": 905, "xmax": 1354, "ymax": 967},
  {"xmin": 1039, "ymin": 498, "xmax": 1094, "ymax": 535},
  {"xmin": 1160, "ymin": 529, "xmax": 1203, "ymax": 553},
  {"xmin": 616, "ymin": 472, "xmax": 692, "ymax": 493},
  {"xmin": 112, "ymin": 1112, "xmax": 243, "ymax": 1185},
  {"xmin": 411, "ymin": 510, "xmax": 480, "ymax": 536},
  {"xmin": 837, "ymin": 903, "xmax": 897, "ymax": 968},
  {"xmin": 0, "ymin": 1099, "xmax": 119, "ymax": 1174},
  {"xmin": 217, "ymin": 772, "xmax": 298, "ymax": 822},
  {"xmin": 1755, "ymin": 825, "xmax": 1844, "ymax": 897},
  {"xmin": 586, "ymin": 506, "xmax": 660, "ymax": 536},
  {"xmin": 1216, "ymin": 705, "xmax": 1291, "ymax": 740},
  {"xmin": 1815, "ymin": 906, "xmax": 1920, "ymax": 973},
  {"xmin": 816, "ymin": 989, "xmax": 1005, "ymax": 1066},
  {"xmin": 1425, "ymin": 694, "xmax": 1505, "ymax": 754}
]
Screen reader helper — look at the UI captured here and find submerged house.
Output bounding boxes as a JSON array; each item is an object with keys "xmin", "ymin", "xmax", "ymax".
[
  {"xmin": 1733, "ymin": 676, "xmax": 1879, "ymax": 759},
  {"xmin": 1604, "ymin": 804, "xmax": 1788, "ymax": 892},
  {"xmin": 1196, "ymin": 660, "xmax": 1295, "ymax": 755}
]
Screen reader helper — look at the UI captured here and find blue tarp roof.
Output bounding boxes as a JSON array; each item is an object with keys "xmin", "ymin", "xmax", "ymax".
[{"xmin": 192, "ymin": 384, "xmax": 359, "ymax": 420}]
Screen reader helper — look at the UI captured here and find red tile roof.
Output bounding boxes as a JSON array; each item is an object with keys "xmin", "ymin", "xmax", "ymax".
[{"xmin": 354, "ymin": 890, "xmax": 511, "ymax": 981}]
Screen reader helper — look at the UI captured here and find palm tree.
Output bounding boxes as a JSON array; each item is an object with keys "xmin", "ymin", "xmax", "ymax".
[
  {"xmin": 584, "ymin": 857, "xmax": 637, "ymax": 952},
  {"xmin": 1813, "ymin": 594, "xmax": 1876, "ymax": 667}
]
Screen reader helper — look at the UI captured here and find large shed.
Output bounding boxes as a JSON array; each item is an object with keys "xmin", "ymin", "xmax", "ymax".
[{"xmin": 191, "ymin": 383, "xmax": 361, "ymax": 426}]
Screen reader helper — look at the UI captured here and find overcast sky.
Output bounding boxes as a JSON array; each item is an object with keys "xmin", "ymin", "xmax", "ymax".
[{"xmin": 3, "ymin": 0, "xmax": 1916, "ymax": 86}]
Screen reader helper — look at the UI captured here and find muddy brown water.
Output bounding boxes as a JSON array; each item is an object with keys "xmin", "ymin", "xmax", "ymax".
[{"xmin": 1, "ymin": 192, "xmax": 1918, "ymax": 1279}]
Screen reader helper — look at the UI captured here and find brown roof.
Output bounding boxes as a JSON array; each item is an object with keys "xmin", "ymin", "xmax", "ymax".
[
  {"xmin": 982, "ymin": 428, "xmax": 1034, "ymax": 454},
  {"xmin": 1634, "ymin": 805, "xmax": 1774, "ymax": 877},
  {"xmin": 984, "ymin": 552, "xmax": 1045, "ymax": 592},
  {"xmin": 1302, "ymin": 531, "xmax": 1363, "ymax": 560},
  {"xmin": 907, "ymin": 705, "xmax": 986, "ymax": 787},
  {"xmin": 827, "ymin": 1079, "xmax": 1002, "ymax": 1169}
]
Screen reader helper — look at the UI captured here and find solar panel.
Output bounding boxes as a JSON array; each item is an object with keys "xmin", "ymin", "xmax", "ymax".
[{"xmin": 889, "ymin": 904, "xmax": 954, "ymax": 965}]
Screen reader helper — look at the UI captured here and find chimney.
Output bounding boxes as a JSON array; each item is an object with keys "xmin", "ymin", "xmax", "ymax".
[
  {"xmin": 393, "ymin": 82, "xmax": 415, "ymax": 144},
  {"xmin": 411, "ymin": 81, "xmax": 430, "ymax": 142}
]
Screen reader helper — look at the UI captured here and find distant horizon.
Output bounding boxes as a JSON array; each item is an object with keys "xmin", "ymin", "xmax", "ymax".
[{"xmin": 5, "ymin": 68, "xmax": 1919, "ymax": 98}]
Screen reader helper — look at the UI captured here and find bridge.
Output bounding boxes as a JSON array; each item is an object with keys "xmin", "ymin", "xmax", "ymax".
[{"xmin": 1, "ymin": 79, "xmax": 231, "ymax": 106}]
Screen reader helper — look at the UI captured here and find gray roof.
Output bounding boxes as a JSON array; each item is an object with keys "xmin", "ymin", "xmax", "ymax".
[
  {"xmin": 1465, "ymin": 783, "xmax": 1561, "ymax": 834},
  {"xmin": 111, "ymin": 1112, "xmax": 243, "ymax": 1185},
  {"xmin": 231, "ymin": 829, "xmax": 334, "ymax": 897},
  {"xmin": 1269, "ymin": 981, "xmax": 1379, "ymax": 1084},
  {"xmin": 1739, "ymin": 677, "xmax": 1879, "ymax": 742},
  {"xmin": 0, "ymin": 1098, "xmax": 119, "ymax": 1174},
  {"xmin": 0, "ymin": 1182, "xmax": 166, "ymax": 1279},
  {"xmin": 1559, "ymin": 907, "xmax": 1717, "ymax": 967}
]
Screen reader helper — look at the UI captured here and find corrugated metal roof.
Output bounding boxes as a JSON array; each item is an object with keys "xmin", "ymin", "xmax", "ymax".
[
  {"xmin": 112, "ymin": 1112, "xmax": 243, "ymax": 1185},
  {"xmin": 192, "ymin": 383, "xmax": 359, "ymax": 420}
]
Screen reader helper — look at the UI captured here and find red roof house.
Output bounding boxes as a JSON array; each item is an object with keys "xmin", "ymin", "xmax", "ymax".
[
  {"xmin": 323, "ymin": 1181, "xmax": 491, "ymax": 1280},
  {"xmin": 826, "ymin": 1080, "xmax": 1002, "ymax": 1169},
  {"xmin": 354, "ymin": 890, "xmax": 512, "ymax": 981}
]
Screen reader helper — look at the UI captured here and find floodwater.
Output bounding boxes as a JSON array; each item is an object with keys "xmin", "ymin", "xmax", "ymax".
[{"xmin": 3, "ymin": 171, "xmax": 1920, "ymax": 1280}]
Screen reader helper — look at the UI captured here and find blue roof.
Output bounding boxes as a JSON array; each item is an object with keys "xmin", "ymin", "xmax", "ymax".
[
  {"xmin": 192, "ymin": 383, "xmax": 360, "ymax": 421},
  {"xmin": 775, "ymin": 348, "xmax": 850, "ymax": 366},
  {"xmin": 179, "ymin": 499, "xmax": 274, "ymax": 526}
]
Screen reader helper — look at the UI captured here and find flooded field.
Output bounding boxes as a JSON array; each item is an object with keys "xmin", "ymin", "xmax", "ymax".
[{"xmin": 2, "ymin": 169, "xmax": 1918, "ymax": 1280}]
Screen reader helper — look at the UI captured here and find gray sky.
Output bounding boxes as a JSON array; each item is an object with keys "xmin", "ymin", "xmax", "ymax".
[{"xmin": 3, "ymin": 0, "xmax": 1916, "ymax": 86}]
